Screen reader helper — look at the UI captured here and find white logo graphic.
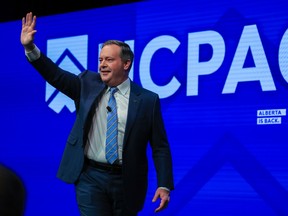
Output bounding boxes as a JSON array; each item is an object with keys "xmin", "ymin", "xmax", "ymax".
[{"xmin": 46, "ymin": 35, "xmax": 88, "ymax": 113}]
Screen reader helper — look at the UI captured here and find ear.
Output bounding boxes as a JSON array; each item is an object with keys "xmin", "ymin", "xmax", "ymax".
[{"xmin": 123, "ymin": 59, "xmax": 131, "ymax": 70}]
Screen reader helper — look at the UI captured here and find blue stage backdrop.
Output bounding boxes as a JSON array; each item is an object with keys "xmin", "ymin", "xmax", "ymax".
[{"xmin": 0, "ymin": 0, "xmax": 288, "ymax": 215}]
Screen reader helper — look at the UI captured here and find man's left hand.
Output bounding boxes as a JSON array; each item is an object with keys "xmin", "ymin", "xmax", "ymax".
[{"xmin": 152, "ymin": 187, "xmax": 170, "ymax": 213}]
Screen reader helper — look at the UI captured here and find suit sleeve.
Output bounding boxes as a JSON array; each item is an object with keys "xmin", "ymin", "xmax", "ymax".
[
  {"xmin": 150, "ymin": 95, "xmax": 174, "ymax": 190},
  {"xmin": 30, "ymin": 52, "xmax": 81, "ymax": 101}
]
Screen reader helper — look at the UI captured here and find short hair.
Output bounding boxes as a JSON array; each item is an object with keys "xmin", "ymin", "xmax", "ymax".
[
  {"xmin": 0, "ymin": 164, "xmax": 26, "ymax": 216},
  {"xmin": 102, "ymin": 40, "xmax": 134, "ymax": 71}
]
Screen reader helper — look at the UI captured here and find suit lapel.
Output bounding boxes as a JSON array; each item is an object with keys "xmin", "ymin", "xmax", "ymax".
[
  {"xmin": 83, "ymin": 82, "xmax": 106, "ymax": 128},
  {"xmin": 123, "ymin": 82, "xmax": 142, "ymax": 147},
  {"xmin": 85, "ymin": 83, "xmax": 106, "ymax": 110}
]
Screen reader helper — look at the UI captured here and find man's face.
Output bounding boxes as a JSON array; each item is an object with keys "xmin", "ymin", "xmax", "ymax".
[{"xmin": 99, "ymin": 44, "xmax": 130, "ymax": 87}]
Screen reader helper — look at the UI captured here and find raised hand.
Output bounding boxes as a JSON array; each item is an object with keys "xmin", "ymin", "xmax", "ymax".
[{"xmin": 21, "ymin": 12, "xmax": 37, "ymax": 51}]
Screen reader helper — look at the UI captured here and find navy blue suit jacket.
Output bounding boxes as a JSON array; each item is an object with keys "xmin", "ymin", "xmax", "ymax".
[{"xmin": 30, "ymin": 53, "xmax": 174, "ymax": 212}]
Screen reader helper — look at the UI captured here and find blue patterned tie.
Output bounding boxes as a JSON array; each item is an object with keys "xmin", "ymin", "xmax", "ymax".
[{"xmin": 105, "ymin": 87, "xmax": 118, "ymax": 164}]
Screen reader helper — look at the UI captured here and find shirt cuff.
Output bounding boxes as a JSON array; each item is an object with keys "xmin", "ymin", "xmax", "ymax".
[
  {"xmin": 25, "ymin": 44, "xmax": 41, "ymax": 62},
  {"xmin": 158, "ymin": 187, "xmax": 170, "ymax": 192}
]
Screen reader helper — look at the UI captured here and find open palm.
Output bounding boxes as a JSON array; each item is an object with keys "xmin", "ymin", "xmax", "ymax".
[{"xmin": 21, "ymin": 12, "xmax": 37, "ymax": 48}]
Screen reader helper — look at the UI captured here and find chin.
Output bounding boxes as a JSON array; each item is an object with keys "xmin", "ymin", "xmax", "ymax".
[{"xmin": 100, "ymin": 74, "xmax": 109, "ymax": 81}]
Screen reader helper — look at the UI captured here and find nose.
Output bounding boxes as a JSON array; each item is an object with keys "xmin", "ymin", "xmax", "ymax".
[
  {"xmin": 99, "ymin": 61, "xmax": 107, "ymax": 71},
  {"xmin": 99, "ymin": 60, "xmax": 107, "ymax": 69}
]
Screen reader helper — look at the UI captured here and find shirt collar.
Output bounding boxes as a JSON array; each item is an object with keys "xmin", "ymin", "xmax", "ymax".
[{"xmin": 106, "ymin": 78, "xmax": 130, "ymax": 95}]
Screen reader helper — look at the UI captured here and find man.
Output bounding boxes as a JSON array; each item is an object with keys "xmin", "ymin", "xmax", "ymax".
[{"xmin": 21, "ymin": 12, "xmax": 174, "ymax": 216}]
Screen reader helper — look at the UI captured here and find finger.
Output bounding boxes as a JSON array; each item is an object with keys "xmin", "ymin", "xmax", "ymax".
[
  {"xmin": 155, "ymin": 204, "xmax": 162, "ymax": 212},
  {"xmin": 152, "ymin": 191, "xmax": 160, "ymax": 202},
  {"xmin": 31, "ymin": 15, "xmax": 36, "ymax": 29},
  {"xmin": 156, "ymin": 195, "xmax": 170, "ymax": 212},
  {"xmin": 26, "ymin": 12, "xmax": 33, "ymax": 26},
  {"xmin": 154, "ymin": 199, "xmax": 168, "ymax": 213},
  {"xmin": 25, "ymin": 13, "xmax": 30, "ymax": 26},
  {"xmin": 152, "ymin": 195, "xmax": 158, "ymax": 202},
  {"xmin": 22, "ymin": 17, "xmax": 25, "ymax": 28}
]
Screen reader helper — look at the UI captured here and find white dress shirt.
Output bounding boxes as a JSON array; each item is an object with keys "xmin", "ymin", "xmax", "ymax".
[{"xmin": 85, "ymin": 79, "xmax": 130, "ymax": 164}]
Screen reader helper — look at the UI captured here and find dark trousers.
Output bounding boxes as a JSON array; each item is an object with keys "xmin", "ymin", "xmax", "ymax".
[{"xmin": 75, "ymin": 165, "xmax": 137, "ymax": 216}]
